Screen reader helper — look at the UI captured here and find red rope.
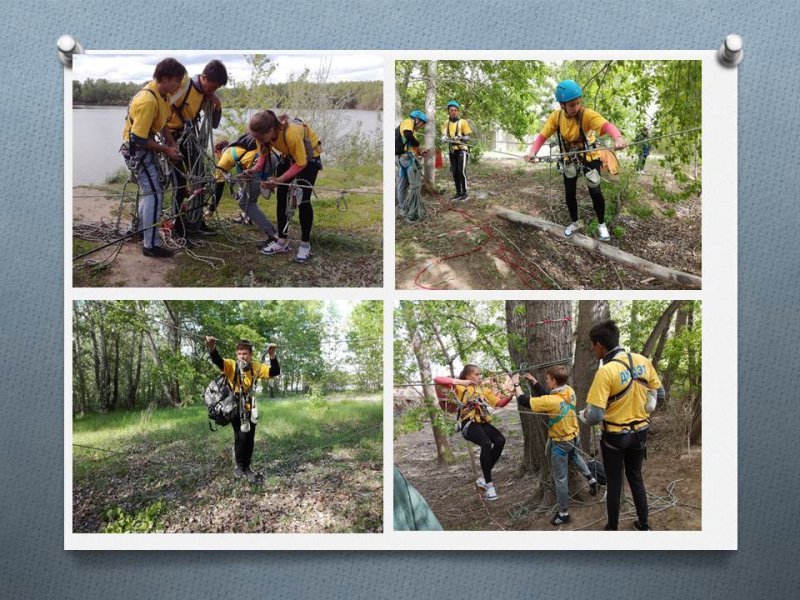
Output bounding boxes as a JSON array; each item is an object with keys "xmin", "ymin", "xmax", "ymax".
[{"xmin": 526, "ymin": 316, "xmax": 573, "ymax": 327}]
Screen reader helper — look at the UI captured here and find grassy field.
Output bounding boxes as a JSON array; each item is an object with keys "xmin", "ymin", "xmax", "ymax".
[{"xmin": 72, "ymin": 393, "xmax": 383, "ymax": 533}]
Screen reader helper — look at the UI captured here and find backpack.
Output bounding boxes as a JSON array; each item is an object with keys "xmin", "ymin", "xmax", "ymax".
[{"xmin": 203, "ymin": 372, "xmax": 238, "ymax": 430}]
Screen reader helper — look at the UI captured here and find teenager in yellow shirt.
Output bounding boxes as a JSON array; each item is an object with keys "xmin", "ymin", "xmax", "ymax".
[{"xmin": 440, "ymin": 100, "xmax": 472, "ymax": 201}]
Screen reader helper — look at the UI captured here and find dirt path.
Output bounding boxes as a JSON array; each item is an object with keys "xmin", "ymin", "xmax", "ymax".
[
  {"xmin": 396, "ymin": 162, "xmax": 701, "ymax": 290},
  {"xmin": 73, "ymin": 187, "xmax": 173, "ymax": 287},
  {"xmin": 394, "ymin": 404, "xmax": 701, "ymax": 531}
]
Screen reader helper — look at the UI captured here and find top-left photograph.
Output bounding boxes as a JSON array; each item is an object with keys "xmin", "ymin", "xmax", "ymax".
[{"xmin": 71, "ymin": 52, "xmax": 383, "ymax": 288}]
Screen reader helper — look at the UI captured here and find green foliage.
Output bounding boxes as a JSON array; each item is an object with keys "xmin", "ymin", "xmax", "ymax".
[
  {"xmin": 73, "ymin": 78, "xmax": 142, "ymax": 105},
  {"xmin": 102, "ymin": 501, "xmax": 165, "ymax": 533}
]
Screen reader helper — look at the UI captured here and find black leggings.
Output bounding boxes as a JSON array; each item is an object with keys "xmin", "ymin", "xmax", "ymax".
[
  {"xmin": 449, "ymin": 149, "xmax": 468, "ymax": 196},
  {"xmin": 563, "ymin": 159, "xmax": 605, "ymax": 224},
  {"xmin": 230, "ymin": 412, "xmax": 257, "ymax": 469},
  {"xmin": 462, "ymin": 422, "xmax": 505, "ymax": 483},
  {"xmin": 276, "ymin": 158, "xmax": 321, "ymax": 242},
  {"xmin": 601, "ymin": 429, "xmax": 648, "ymax": 528}
]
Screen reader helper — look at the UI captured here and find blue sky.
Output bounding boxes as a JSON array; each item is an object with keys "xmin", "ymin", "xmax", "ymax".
[{"xmin": 73, "ymin": 52, "xmax": 384, "ymax": 84}]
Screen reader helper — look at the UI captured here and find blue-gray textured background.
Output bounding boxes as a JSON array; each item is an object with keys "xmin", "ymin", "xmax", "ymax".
[{"xmin": 1, "ymin": 1, "xmax": 797, "ymax": 597}]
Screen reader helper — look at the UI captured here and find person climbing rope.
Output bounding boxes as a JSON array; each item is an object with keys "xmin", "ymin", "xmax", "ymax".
[
  {"xmin": 166, "ymin": 60, "xmax": 229, "ymax": 241},
  {"xmin": 245, "ymin": 110, "xmax": 322, "ymax": 264},
  {"xmin": 523, "ymin": 79, "xmax": 627, "ymax": 242},
  {"xmin": 204, "ymin": 336, "xmax": 279, "ymax": 484},
  {"xmin": 395, "ymin": 110, "xmax": 429, "ymax": 211},
  {"xmin": 514, "ymin": 366, "xmax": 598, "ymax": 526},
  {"xmin": 120, "ymin": 57, "xmax": 187, "ymax": 259},
  {"xmin": 440, "ymin": 100, "xmax": 473, "ymax": 201},
  {"xmin": 434, "ymin": 365, "xmax": 513, "ymax": 501},
  {"xmin": 579, "ymin": 319, "xmax": 664, "ymax": 531}
]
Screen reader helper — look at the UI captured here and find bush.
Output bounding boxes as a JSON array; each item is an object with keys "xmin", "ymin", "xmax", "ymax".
[{"xmin": 102, "ymin": 501, "xmax": 165, "ymax": 533}]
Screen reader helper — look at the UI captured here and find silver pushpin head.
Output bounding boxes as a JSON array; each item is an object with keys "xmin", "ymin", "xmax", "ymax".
[
  {"xmin": 57, "ymin": 35, "xmax": 84, "ymax": 67},
  {"xmin": 718, "ymin": 34, "xmax": 743, "ymax": 68}
]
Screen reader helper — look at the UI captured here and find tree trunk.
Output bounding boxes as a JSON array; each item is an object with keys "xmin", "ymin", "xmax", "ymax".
[
  {"xmin": 73, "ymin": 329, "xmax": 88, "ymax": 417},
  {"xmin": 689, "ymin": 391, "xmax": 702, "ymax": 445},
  {"xmin": 490, "ymin": 207, "xmax": 702, "ymax": 289},
  {"xmin": 423, "ymin": 61, "xmax": 437, "ymax": 188},
  {"xmin": 400, "ymin": 302, "xmax": 454, "ymax": 465},
  {"xmin": 128, "ymin": 332, "xmax": 143, "ymax": 409},
  {"xmin": 88, "ymin": 326, "xmax": 100, "ymax": 410},
  {"xmin": 163, "ymin": 301, "xmax": 182, "ymax": 407},
  {"xmin": 642, "ymin": 300, "xmax": 683, "ymax": 357},
  {"xmin": 138, "ymin": 301, "xmax": 173, "ymax": 406},
  {"xmin": 573, "ymin": 301, "xmax": 610, "ymax": 452},
  {"xmin": 111, "ymin": 333, "xmax": 120, "ymax": 410},
  {"xmin": 661, "ymin": 306, "xmax": 689, "ymax": 406},
  {"xmin": 505, "ymin": 300, "xmax": 572, "ymax": 506}
]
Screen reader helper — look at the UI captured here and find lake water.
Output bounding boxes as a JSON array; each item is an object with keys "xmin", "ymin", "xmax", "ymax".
[{"xmin": 72, "ymin": 107, "xmax": 382, "ymax": 186}]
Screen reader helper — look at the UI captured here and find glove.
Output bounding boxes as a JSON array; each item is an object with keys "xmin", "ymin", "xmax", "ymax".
[
  {"xmin": 578, "ymin": 409, "xmax": 588, "ymax": 424},
  {"xmin": 454, "ymin": 135, "xmax": 463, "ymax": 142},
  {"xmin": 440, "ymin": 135, "xmax": 448, "ymax": 143},
  {"xmin": 645, "ymin": 389, "xmax": 658, "ymax": 413}
]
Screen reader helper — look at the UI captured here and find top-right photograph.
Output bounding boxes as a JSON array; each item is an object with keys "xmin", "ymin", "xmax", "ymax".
[{"xmin": 395, "ymin": 59, "xmax": 701, "ymax": 290}]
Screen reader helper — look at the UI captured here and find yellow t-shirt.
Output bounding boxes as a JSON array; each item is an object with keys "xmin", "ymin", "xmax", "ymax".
[
  {"xmin": 121, "ymin": 80, "xmax": 172, "ymax": 142},
  {"xmin": 221, "ymin": 358, "xmax": 272, "ymax": 395},
  {"xmin": 531, "ymin": 385, "xmax": 579, "ymax": 441},
  {"xmin": 260, "ymin": 121, "xmax": 321, "ymax": 167},
  {"xmin": 454, "ymin": 384, "xmax": 502, "ymax": 424},
  {"xmin": 539, "ymin": 108, "xmax": 607, "ymax": 162},
  {"xmin": 166, "ymin": 75, "xmax": 206, "ymax": 131},
  {"xmin": 586, "ymin": 352, "xmax": 662, "ymax": 433},
  {"xmin": 441, "ymin": 118, "xmax": 472, "ymax": 151},
  {"xmin": 398, "ymin": 118, "xmax": 423, "ymax": 155},
  {"xmin": 215, "ymin": 146, "xmax": 259, "ymax": 182}
]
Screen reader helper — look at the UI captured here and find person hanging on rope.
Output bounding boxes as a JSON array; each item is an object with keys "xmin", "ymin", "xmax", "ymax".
[
  {"xmin": 513, "ymin": 366, "xmax": 598, "ymax": 526},
  {"xmin": 120, "ymin": 57, "xmax": 187, "ymax": 259},
  {"xmin": 395, "ymin": 110, "xmax": 429, "ymax": 210},
  {"xmin": 579, "ymin": 319, "xmax": 664, "ymax": 530},
  {"xmin": 243, "ymin": 111, "xmax": 323, "ymax": 264},
  {"xmin": 434, "ymin": 365, "xmax": 513, "ymax": 501},
  {"xmin": 166, "ymin": 59, "xmax": 229, "ymax": 242},
  {"xmin": 204, "ymin": 336, "xmax": 279, "ymax": 484},
  {"xmin": 523, "ymin": 80, "xmax": 627, "ymax": 242},
  {"xmin": 440, "ymin": 100, "xmax": 473, "ymax": 201}
]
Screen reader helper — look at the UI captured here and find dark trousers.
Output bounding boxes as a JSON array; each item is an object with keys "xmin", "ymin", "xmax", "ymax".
[
  {"xmin": 231, "ymin": 412, "xmax": 257, "ymax": 469},
  {"xmin": 449, "ymin": 150, "xmax": 468, "ymax": 196},
  {"xmin": 462, "ymin": 422, "xmax": 505, "ymax": 483},
  {"xmin": 276, "ymin": 158, "xmax": 321, "ymax": 242},
  {"xmin": 601, "ymin": 429, "xmax": 649, "ymax": 527},
  {"xmin": 564, "ymin": 158, "xmax": 605, "ymax": 223}
]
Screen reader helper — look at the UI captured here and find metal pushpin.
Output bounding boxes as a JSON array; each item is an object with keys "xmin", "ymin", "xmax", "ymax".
[
  {"xmin": 57, "ymin": 35, "xmax": 84, "ymax": 68},
  {"xmin": 718, "ymin": 34, "xmax": 743, "ymax": 68}
]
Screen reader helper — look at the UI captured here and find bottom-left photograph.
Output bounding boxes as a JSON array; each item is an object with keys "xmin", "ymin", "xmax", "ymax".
[{"xmin": 70, "ymin": 299, "xmax": 383, "ymax": 534}]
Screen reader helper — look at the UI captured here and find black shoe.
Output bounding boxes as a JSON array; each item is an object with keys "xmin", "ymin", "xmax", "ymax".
[
  {"xmin": 449, "ymin": 193, "xmax": 462, "ymax": 200},
  {"xmin": 233, "ymin": 464, "xmax": 245, "ymax": 478},
  {"xmin": 633, "ymin": 521, "xmax": 650, "ymax": 531},
  {"xmin": 142, "ymin": 246, "xmax": 173, "ymax": 258},
  {"xmin": 552, "ymin": 512, "xmax": 571, "ymax": 526},
  {"xmin": 604, "ymin": 523, "xmax": 618, "ymax": 530}
]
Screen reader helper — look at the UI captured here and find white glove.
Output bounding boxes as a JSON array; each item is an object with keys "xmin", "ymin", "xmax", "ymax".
[
  {"xmin": 578, "ymin": 408, "xmax": 588, "ymax": 424},
  {"xmin": 440, "ymin": 135, "xmax": 448, "ymax": 143},
  {"xmin": 645, "ymin": 389, "xmax": 658, "ymax": 413}
]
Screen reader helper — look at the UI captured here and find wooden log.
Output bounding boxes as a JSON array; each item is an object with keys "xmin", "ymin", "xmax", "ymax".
[{"xmin": 489, "ymin": 206, "xmax": 702, "ymax": 289}]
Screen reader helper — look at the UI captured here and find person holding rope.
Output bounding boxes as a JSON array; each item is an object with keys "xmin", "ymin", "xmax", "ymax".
[
  {"xmin": 580, "ymin": 320, "xmax": 664, "ymax": 530},
  {"xmin": 435, "ymin": 365, "xmax": 512, "ymax": 501},
  {"xmin": 440, "ymin": 100, "xmax": 473, "ymax": 201},
  {"xmin": 395, "ymin": 110, "xmax": 429, "ymax": 210},
  {"xmin": 513, "ymin": 366, "xmax": 598, "ymax": 526},
  {"xmin": 166, "ymin": 59, "xmax": 229, "ymax": 241},
  {"xmin": 205, "ymin": 336, "xmax": 279, "ymax": 483},
  {"xmin": 244, "ymin": 110, "xmax": 322, "ymax": 264},
  {"xmin": 210, "ymin": 135, "xmax": 259, "ymax": 223},
  {"xmin": 120, "ymin": 57, "xmax": 187, "ymax": 259},
  {"xmin": 523, "ymin": 80, "xmax": 627, "ymax": 242}
]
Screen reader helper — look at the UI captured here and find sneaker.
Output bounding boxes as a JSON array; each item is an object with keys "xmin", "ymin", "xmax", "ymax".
[
  {"xmin": 233, "ymin": 464, "xmax": 245, "ymax": 479},
  {"xmin": 588, "ymin": 478, "xmax": 599, "ymax": 496},
  {"xmin": 484, "ymin": 483, "xmax": 498, "ymax": 501},
  {"xmin": 142, "ymin": 246, "xmax": 173, "ymax": 258},
  {"xmin": 597, "ymin": 223, "xmax": 611, "ymax": 241},
  {"xmin": 633, "ymin": 520, "xmax": 650, "ymax": 531},
  {"xmin": 294, "ymin": 243, "xmax": 312, "ymax": 264},
  {"xmin": 475, "ymin": 476, "xmax": 488, "ymax": 490},
  {"xmin": 243, "ymin": 468, "xmax": 262, "ymax": 484},
  {"xmin": 260, "ymin": 239, "xmax": 290, "ymax": 256},
  {"xmin": 449, "ymin": 193, "xmax": 462, "ymax": 201},
  {"xmin": 552, "ymin": 512, "xmax": 571, "ymax": 526},
  {"xmin": 604, "ymin": 523, "xmax": 618, "ymax": 531},
  {"xmin": 457, "ymin": 194, "xmax": 469, "ymax": 202},
  {"xmin": 233, "ymin": 212, "xmax": 251, "ymax": 225},
  {"xmin": 564, "ymin": 221, "xmax": 580, "ymax": 238},
  {"xmin": 255, "ymin": 238, "xmax": 276, "ymax": 249}
]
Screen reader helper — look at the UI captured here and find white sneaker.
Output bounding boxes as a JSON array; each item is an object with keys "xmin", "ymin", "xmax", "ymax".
[
  {"xmin": 261, "ymin": 240, "xmax": 289, "ymax": 256},
  {"xmin": 564, "ymin": 221, "xmax": 580, "ymax": 238},
  {"xmin": 294, "ymin": 243, "xmax": 312, "ymax": 264},
  {"xmin": 597, "ymin": 223, "xmax": 611, "ymax": 241},
  {"xmin": 475, "ymin": 476, "xmax": 488, "ymax": 490},
  {"xmin": 484, "ymin": 483, "xmax": 498, "ymax": 501}
]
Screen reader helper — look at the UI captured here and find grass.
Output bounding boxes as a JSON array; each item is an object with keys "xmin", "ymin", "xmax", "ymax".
[{"xmin": 72, "ymin": 392, "xmax": 383, "ymax": 533}]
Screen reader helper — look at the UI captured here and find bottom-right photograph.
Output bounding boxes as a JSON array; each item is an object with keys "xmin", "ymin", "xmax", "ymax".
[{"xmin": 393, "ymin": 300, "xmax": 701, "ymax": 532}]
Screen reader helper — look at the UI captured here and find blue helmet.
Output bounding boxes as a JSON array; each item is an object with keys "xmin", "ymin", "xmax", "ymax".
[
  {"xmin": 409, "ymin": 109, "xmax": 428, "ymax": 123},
  {"xmin": 447, "ymin": 100, "xmax": 460, "ymax": 109},
  {"xmin": 555, "ymin": 80, "xmax": 583, "ymax": 103}
]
